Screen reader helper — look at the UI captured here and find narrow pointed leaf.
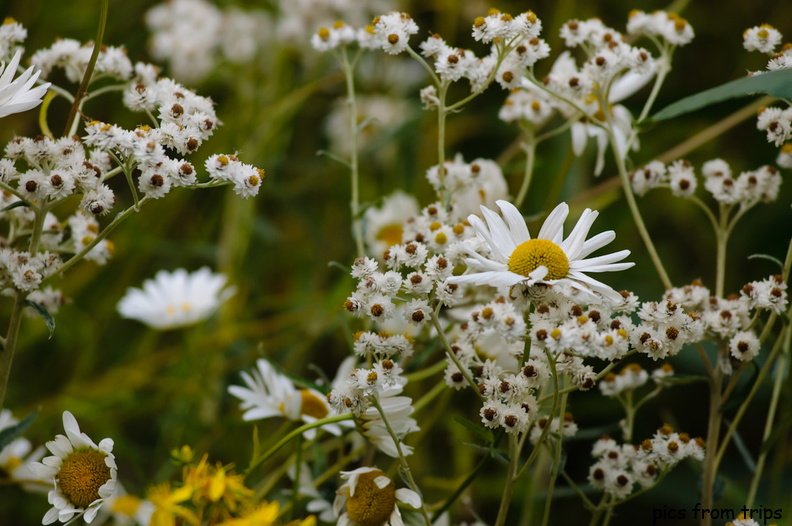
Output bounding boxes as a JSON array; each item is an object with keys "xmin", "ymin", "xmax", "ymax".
[{"xmin": 651, "ymin": 68, "xmax": 792, "ymax": 122}]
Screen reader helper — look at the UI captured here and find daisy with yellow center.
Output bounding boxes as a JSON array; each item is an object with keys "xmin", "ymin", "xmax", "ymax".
[
  {"xmin": 29, "ymin": 411, "xmax": 117, "ymax": 525},
  {"xmin": 333, "ymin": 467, "xmax": 421, "ymax": 526},
  {"xmin": 449, "ymin": 200, "xmax": 633, "ymax": 304},
  {"xmin": 228, "ymin": 359, "xmax": 350, "ymax": 439}
]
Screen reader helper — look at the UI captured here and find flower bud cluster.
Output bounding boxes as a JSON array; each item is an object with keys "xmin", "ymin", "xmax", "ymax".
[
  {"xmin": 588, "ymin": 426, "xmax": 704, "ymax": 500},
  {"xmin": 632, "ymin": 299, "xmax": 701, "ymax": 361},
  {"xmin": 528, "ymin": 412, "xmax": 578, "ymax": 444},
  {"xmin": 528, "ymin": 295, "xmax": 634, "ymax": 362},
  {"xmin": 630, "ymin": 158, "xmax": 781, "ymax": 205}
]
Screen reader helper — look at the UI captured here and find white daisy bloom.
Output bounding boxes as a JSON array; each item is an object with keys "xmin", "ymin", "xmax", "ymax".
[
  {"xmin": 228, "ymin": 358, "xmax": 348, "ymax": 439},
  {"xmin": 448, "ymin": 201, "xmax": 633, "ymax": 304},
  {"xmin": 29, "ymin": 411, "xmax": 117, "ymax": 525},
  {"xmin": 117, "ymin": 267, "xmax": 234, "ymax": 330},
  {"xmin": 333, "ymin": 467, "xmax": 422, "ymax": 526},
  {"xmin": 0, "ymin": 49, "xmax": 51, "ymax": 119}
]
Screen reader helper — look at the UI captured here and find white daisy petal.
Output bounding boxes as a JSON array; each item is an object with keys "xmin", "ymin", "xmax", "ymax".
[
  {"xmin": 569, "ymin": 250, "xmax": 632, "ymax": 269},
  {"xmin": 496, "ymin": 200, "xmax": 530, "ymax": 244},
  {"xmin": 561, "ymin": 208, "xmax": 598, "ymax": 258},
  {"xmin": 537, "ymin": 202, "xmax": 569, "ymax": 242},
  {"xmin": 395, "ymin": 488, "xmax": 422, "ymax": 508},
  {"xmin": 468, "ymin": 214, "xmax": 507, "ymax": 262},
  {"xmin": 576, "ymin": 230, "xmax": 616, "ymax": 259}
]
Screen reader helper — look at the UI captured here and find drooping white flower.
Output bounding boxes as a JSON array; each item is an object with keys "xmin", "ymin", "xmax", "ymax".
[
  {"xmin": 228, "ymin": 358, "xmax": 349, "ymax": 438},
  {"xmin": 449, "ymin": 201, "xmax": 633, "ymax": 304},
  {"xmin": 117, "ymin": 267, "xmax": 234, "ymax": 330},
  {"xmin": 29, "ymin": 411, "xmax": 118, "ymax": 525},
  {"xmin": 0, "ymin": 49, "xmax": 50, "ymax": 119}
]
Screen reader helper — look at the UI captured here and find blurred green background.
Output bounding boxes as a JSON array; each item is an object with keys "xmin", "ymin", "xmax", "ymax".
[{"xmin": 0, "ymin": 0, "xmax": 790, "ymax": 524}]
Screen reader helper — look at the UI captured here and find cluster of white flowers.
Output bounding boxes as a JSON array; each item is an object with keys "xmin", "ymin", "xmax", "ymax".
[
  {"xmin": 32, "ymin": 40, "xmax": 133, "ymax": 83},
  {"xmin": 588, "ymin": 426, "xmax": 704, "ymax": 501},
  {"xmin": 630, "ymin": 158, "xmax": 781, "ymax": 205},
  {"xmin": 625, "ymin": 11, "xmax": 695, "ymax": 46},
  {"xmin": 146, "ymin": 0, "xmax": 270, "ymax": 82},
  {"xmin": 662, "ymin": 276, "xmax": 787, "ymax": 367}
]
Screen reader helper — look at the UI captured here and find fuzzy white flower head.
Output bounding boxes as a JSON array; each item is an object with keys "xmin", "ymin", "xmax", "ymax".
[
  {"xmin": 116, "ymin": 267, "xmax": 234, "ymax": 330},
  {"xmin": 373, "ymin": 12, "xmax": 419, "ymax": 55},
  {"xmin": 448, "ymin": 201, "xmax": 633, "ymax": 304},
  {"xmin": 29, "ymin": 411, "xmax": 117, "ymax": 525},
  {"xmin": 0, "ymin": 49, "xmax": 50, "ymax": 119},
  {"xmin": 333, "ymin": 466, "xmax": 422, "ymax": 526},
  {"xmin": 743, "ymin": 24, "xmax": 783, "ymax": 54}
]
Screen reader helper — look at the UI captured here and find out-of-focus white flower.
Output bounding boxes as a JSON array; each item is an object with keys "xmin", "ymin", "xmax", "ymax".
[
  {"xmin": 117, "ymin": 267, "xmax": 234, "ymax": 330},
  {"xmin": 29, "ymin": 411, "xmax": 117, "ymax": 525},
  {"xmin": 0, "ymin": 49, "xmax": 50, "ymax": 119}
]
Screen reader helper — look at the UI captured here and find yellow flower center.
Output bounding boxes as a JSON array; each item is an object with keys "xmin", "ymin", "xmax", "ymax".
[
  {"xmin": 300, "ymin": 390, "xmax": 329, "ymax": 419},
  {"xmin": 507, "ymin": 239, "xmax": 569, "ymax": 280},
  {"xmin": 376, "ymin": 224, "xmax": 403, "ymax": 247},
  {"xmin": 346, "ymin": 470, "xmax": 396, "ymax": 526},
  {"xmin": 58, "ymin": 449, "xmax": 112, "ymax": 508}
]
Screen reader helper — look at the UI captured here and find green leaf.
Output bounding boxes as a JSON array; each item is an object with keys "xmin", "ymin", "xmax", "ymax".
[
  {"xmin": 459, "ymin": 441, "xmax": 510, "ymax": 462},
  {"xmin": 650, "ymin": 68, "xmax": 792, "ymax": 121},
  {"xmin": 760, "ymin": 411, "xmax": 792, "ymax": 454},
  {"xmin": 724, "ymin": 419, "xmax": 756, "ymax": 473},
  {"xmin": 24, "ymin": 300, "xmax": 55, "ymax": 338},
  {"xmin": 747, "ymin": 253, "xmax": 784, "ymax": 270},
  {"xmin": 453, "ymin": 415, "xmax": 493, "ymax": 443},
  {"xmin": 0, "ymin": 200, "xmax": 30, "ymax": 212},
  {"xmin": 0, "ymin": 408, "xmax": 38, "ymax": 452}
]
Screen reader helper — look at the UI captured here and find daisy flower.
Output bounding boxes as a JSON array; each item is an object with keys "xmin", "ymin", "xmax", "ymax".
[
  {"xmin": 117, "ymin": 267, "xmax": 235, "ymax": 330},
  {"xmin": 29, "ymin": 411, "xmax": 117, "ymax": 525},
  {"xmin": 228, "ymin": 359, "xmax": 348, "ymax": 438},
  {"xmin": 0, "ymin": 49, "xmax": 51, "ymax": 119},
  {"xmin": 448, "ymin": 201, "xmax": 633, "ymax": 304},
  {"xmin": 333, "ymin": 467, "xmax": 421, "ymax": 526}
]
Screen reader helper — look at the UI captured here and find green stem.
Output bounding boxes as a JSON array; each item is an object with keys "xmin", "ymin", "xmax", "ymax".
[
  {"xmin": 714, "ymin": 326, "xmax": 787, "ymax": 472},
  {"xmin": 714, "ymin": 203, "xmax": 730, "ymax": 298},
  {"xmin": 493, "ymin": 434, "xmax": 520, "ymax": 526},
  {"xmin": 604, "ymin": 109, "xmax": 672, "ymax": 290},
  {"xmin": 63, "ymin": 0, "xmax": 109, "ymax": 137},
  {"xmin": 541, "ymin": 380, "xmax": 569, "ymax": 526},
  {"xmin": 40, "ymin": 196, "xmax": 151, "ymax": 287},
  {"xmin": 245, "ymin": 413, "xmax": 354, "ymax": 476},
  {"xmin": 700, "ymin": 350, "xmax": 725, "ymax": 526},
  {"xmin": 430, "ymin": 310, "xmax": 484, "ymax": 403},
  {"xmin": 370, "ymin": 396, "xmax": 432, "ymax": 526},
  {"xmin": 515, "ymin": 134, "xmax": 536, "ymax": 208},
  {"xmin": 338, "ymin": 47, "xmax": 365, "ymax": 258},
  {"xmin": 430, "ymin": 456, "xmax": 489, "ymax": 522},
  {"xmin": 0, "ymin": 292, "xmax": 26, "ymax": 410},
  {"xmin": 746, "ymin": 340, "xmax": 787, "ymax": 507}
]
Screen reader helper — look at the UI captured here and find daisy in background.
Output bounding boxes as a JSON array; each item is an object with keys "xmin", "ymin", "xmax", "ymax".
[
  {"xmin": 0, "ymin": 48, "xmax": 50, "ymax": 119},
  {"xmin": 117, "ymin": 267, "xmax": 235, "ymax": 330},
  {"xmin": 0, "ymin": 409, "xmax": 47, "ymax": 492},
  {"xmin": 228, "ymin": 358, "xmax": 350, "ymax": 439},
  {"xmin": 333, "ymin": 467, "xmax": 421, "ymax": 526},
  {"xmin": 449, "ymin": 200, "xmax": 633, "ymax": 304},
  {"xmin": 29, "ymin": 411, "xmax": 117, "ymax": 525}
]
